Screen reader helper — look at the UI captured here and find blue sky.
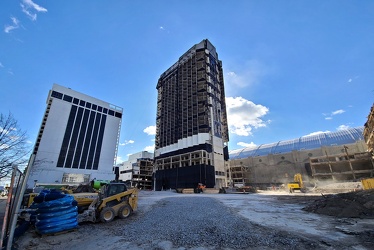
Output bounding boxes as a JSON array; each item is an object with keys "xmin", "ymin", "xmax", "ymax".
[{"xmin": 1, "ymin": 0, "xmax": 373, "ymax": 164}]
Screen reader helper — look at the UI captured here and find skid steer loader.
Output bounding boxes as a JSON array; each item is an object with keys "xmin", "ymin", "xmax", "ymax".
[{"xmin": 78, "ymin": 182, "xmax": 138, "ymax": 223}]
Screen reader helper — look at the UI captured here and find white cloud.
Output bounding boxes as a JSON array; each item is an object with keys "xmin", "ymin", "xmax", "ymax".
[
  {"xmin": 144, "ymin": 145, "xmax": 155, "ymax": 152},
  {"xmin": 331, "ymin": 109, "xmax": 345, "ymax": 115},
  {"xmin": 237, "ymin": 141, "xmax": 257, "ymax": 149},
  {"xmin": 337, "ymin": 125, "xmax": 349, "ymax": 131},
  {"xmin": 226, "ymin": 71, "xmax": 246, "ymax": 87},
  {"xmin": 143, "ymin": 126, "xmax": 156, "ymax": 135},
  {"xmin": 0, "ymin": 62, "xmax": 4, "ymax": 68},
  {"xmin": 0, "ymin": 127, "xmax": 16, "ymax": 134},
  {"xmin": 119, "ymin": 140, "xmax": 134, "ymax": 146},
  {"xmin": 115, "ymin": 156, "xmax": 124, "ymax": 164},
  {"xmin": 306, "ymin": 125, "xmax": 350, "ymax": 136},
  {"xmin": 21, "ymin": 0, "xmax": 47, "ymax": 21},
  {"xmin": 225, "ymin": 60, "xmax": 266, "ymax": 89},
  {"xmin": 226, "ymin": 96, "xmax": 269, "ymax": 136},
  {"xmin": 4, "ymin": 17, "xmax": 20, "ymax": 33},
  {"xmin": 24, "ymin": 0, "xmax": 47, "ymax": 12},
  {"xmin": 303, "ymin": 130, "xmax": 331, "ymax": 137},
  {"xmin": 159, "ymin": 26, "xmax": 170, "ymax": 33},
  {"xmin": 323, "ymin": 109, "xmax": 345, "ymax": 120},
  {"xmin": 347, "ymin": 76, "xmax": 359, "ymax": 83},
  {"xmin": 21, "ymin": 4, "xmax": 36, "ymax": 20}
]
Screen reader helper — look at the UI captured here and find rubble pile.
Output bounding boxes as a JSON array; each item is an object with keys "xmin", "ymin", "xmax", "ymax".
[
  {"xmin": 303, "ymin": 189, "xmax": 374, "ymax": 218},
  {"xmin": 312, "ymin": 181, "xmax": 362, "ymax": 193}
]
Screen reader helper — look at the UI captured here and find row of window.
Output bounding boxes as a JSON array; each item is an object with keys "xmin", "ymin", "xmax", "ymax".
[
  {"xmin": 51, "ymin": 90, "xmax": 122, "ymax": 118},
  {"xmin": 215, "ymin": 171, "xmax": 225, "ymax": 176},
  {"xmin": 56, "ymin": 105, "xmax": 106, "ymax": 170},
  {"xmin": 120, "ymin": 169, "xmax": 133, "ymax": 174}
]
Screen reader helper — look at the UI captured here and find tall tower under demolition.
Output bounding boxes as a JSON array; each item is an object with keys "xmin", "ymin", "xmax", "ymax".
[{"xmin": 154, "ymin": 39, "xmax": 229, "ymax": 190}]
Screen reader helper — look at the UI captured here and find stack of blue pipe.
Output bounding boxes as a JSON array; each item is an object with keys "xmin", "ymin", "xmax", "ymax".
[{"xmin": 33, "ymin": 190, "xmax": 78, "ymax": 235}]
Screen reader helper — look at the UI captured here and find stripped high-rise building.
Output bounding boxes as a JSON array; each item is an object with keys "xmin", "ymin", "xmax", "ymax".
[{"xmin": 154, "ymin": 39, "xmax": 229, "ymax": 190}]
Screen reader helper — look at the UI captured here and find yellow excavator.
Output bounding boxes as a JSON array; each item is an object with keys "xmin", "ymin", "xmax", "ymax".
[
  {"xmin": 77, "ymin": 182, "xmax": 138, "ymax": 223},
  {"xmin": 287, "ymin": 173, "xmax": 306, "ymax": 193},
  {"xmin": 361, "ymin": 178, "xmax": 374, "ymax": 190}
]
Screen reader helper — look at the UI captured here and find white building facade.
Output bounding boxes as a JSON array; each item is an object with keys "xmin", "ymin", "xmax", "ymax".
[{"xmin": 27, "ymin": 84, "xmax": 122, "ymax": 188}]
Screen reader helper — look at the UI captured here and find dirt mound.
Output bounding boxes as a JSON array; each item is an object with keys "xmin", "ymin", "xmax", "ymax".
[{"xmin": 303, "ymin": 189, "xmax": 374, "ymax": 218}]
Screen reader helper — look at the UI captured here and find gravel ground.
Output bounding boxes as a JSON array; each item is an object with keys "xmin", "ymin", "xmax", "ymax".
[
  {"xmin": 106, "ymin": 196, "xmax": 323, "ymax": 250},
  {"xmin": 15, "ymin": 191, "xmax": 372, "ymax": 250}
]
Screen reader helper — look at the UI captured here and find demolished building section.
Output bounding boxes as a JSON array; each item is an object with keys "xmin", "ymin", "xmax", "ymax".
[
  {"xmin": 227, "ymin": 163, "xmax": 249, "ymax": 187},
  {"xmin": 118, "ymin": 151, "xmax": 153, "ymax": 189},
  {"xmin": 310, "ymin": 150, "xmax": 373, "ymax": 181},
  {"xmin": 132, "ymin": 158, "xmax": 153, "ymax": 190},
  {"xmin": 364, "ymin": 103, "xmax": 374, "ymax": 154},
  {"xmin": 154, "ymin": 39, "xmax": 229, "ymax": 190},
  {"xmin": 229, "ymin": 127, "xmax": 373, "ymax": 188}
]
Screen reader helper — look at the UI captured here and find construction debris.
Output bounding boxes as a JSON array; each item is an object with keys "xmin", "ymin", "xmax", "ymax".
[{"xmin": 303, "ymin": 189, "xmax": 374, "ymax": 218}]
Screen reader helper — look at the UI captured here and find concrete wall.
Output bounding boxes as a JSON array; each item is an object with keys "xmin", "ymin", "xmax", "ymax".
[{"xmin": 228, "ymin": 141, "xmax": 370, "ymax": 189}]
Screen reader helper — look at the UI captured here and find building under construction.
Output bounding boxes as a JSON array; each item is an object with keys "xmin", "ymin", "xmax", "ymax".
[{"xmin": 154, "ymin": 39, "xmax": 229, "ymax": 190}]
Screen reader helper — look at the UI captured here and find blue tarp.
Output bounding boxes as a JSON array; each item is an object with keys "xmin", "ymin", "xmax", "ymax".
[{"xmin": 33, "ymin": 190, "xmax": 78, "ymax": 235}]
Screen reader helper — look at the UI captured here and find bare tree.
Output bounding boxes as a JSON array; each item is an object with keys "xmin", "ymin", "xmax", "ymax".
[{"xmin": 0, "ymin": 112, "xmax": 30, "ymax": 179}]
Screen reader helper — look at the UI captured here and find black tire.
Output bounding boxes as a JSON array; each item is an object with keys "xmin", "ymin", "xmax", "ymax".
[
  {"xmin": 118, "ymin": 204, "xmax": 132, "ymax": 219},
  {"xmin": 100, "ymin": 207, "xmax": 115, "ymax": 223}
]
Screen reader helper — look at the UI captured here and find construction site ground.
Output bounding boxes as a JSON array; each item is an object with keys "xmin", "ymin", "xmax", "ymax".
[{"xmin": 14, "ymin": 182, "xmax": 374, "ymax": 250}]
